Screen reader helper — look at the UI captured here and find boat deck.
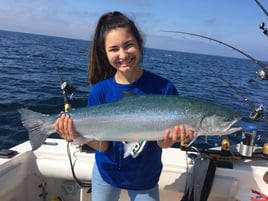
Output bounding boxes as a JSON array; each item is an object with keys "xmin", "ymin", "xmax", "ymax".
[{"xmin": 0, "ymin": 138, "xmax": 267, "ymax": 201}]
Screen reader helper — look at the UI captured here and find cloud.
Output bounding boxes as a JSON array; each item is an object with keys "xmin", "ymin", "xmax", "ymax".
[
  {"xmin": 0, "ymin": 0, "xmax": 95, "ymax": 39},
  {"xmin": 1, "ymin": 0, "xmax": 267, "ymax": 60}
]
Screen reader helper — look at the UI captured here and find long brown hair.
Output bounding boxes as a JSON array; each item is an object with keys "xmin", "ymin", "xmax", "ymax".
[{"xmin": 88, "ymin": 11, "xmax": 144, "ymax": 86}]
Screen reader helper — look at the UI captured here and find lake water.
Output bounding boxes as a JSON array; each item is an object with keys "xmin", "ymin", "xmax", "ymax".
[{"xmin": 0, "ymin": 30, "xmax": 267, "ymax": 149}]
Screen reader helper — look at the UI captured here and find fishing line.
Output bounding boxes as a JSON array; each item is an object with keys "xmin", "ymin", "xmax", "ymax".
[
  {"xmin": 161, "ymin": 31, "xmax": 268, "ymax": 80},
  {"xmin": 187, "ymin": 56, "xmax": 255, "ymax": 109},
  {"xmin": 162, "ymin": 30, "xmax": 268, "ymax": 124},
  {"xmin": 67, "ymin": 142, "xmax": 92, "ymax": 191},
  {"xmin": 191, "ymin": 54, "xmax": 268, "ymax": 124}
]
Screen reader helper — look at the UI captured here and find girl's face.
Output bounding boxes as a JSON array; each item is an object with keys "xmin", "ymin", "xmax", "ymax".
[{"xmin": 104, "ymin": 28, "xmax": 141, "ymax": 75}]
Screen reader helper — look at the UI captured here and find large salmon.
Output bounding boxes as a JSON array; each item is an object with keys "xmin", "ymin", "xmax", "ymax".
[{"xmin": 18, "ymin": 95, "xmax": 241, "ymax": 151}]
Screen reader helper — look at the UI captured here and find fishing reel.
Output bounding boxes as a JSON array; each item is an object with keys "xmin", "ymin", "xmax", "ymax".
[
  {"xmin": 256, "ymin": 69, "xmax": 268, "ymax": 80},
  {"xmin": 60, "ymin": 81, "xmax": 75, "ymax": 112},
  {"xmin": 61, "ymin": 81, "xmax": 76, "ymax": 95},
  {"xmin": 250, "ymin": 104, "xmax": 265, "ymax": 121},
  {"xmin": 259, "ymin": 22, "xmax": 268, "ymax": 37}
]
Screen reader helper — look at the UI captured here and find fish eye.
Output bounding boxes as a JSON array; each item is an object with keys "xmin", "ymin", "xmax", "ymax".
[{"xmin": 224, "ymin": 117, "xmax": 232, "ymax": 122}]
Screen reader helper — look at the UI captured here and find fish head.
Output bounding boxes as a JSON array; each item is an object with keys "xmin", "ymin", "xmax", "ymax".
[{"xmin": 198, "ymin": 110, "xmax": 242, "ymax": 136}]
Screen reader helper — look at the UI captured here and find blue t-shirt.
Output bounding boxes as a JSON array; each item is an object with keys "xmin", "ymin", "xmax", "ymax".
[{"xmin": 87, "ymin": 70, "xmax": 178, "ymax": 190}]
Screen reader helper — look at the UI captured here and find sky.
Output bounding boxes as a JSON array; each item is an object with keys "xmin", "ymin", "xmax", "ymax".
[{"xmin": 1, "ymin": 0, "xmax": 268, "ymax": 60}]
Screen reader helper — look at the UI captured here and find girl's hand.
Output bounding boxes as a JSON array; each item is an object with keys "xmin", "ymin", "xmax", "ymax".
[
  {"xmin": 157, "ymin": 125, "xmax": 194, "ymax": 148},
  {"xmin": 55, "ymin": 113, "xmax": 110, "ymax": 152},
  {"xmin": 55, "ymin": 113, "xmax": 80, "ymax": 141}
]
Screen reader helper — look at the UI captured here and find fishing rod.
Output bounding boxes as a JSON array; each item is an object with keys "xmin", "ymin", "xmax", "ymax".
[
  {"xmin": 254, "ymin": 0, "xmax": 268, "ymax": 37},
  {"xmin": 162, "ymin": 31, "xmax": 268, "ymax": 80},
  {"xmin": 162, "ymin": 30, "xmax": 268, "ymax": 124},
  {"xmin": 54, "ymin": 64, "xmax": 92, "ymax": 190},
  {"xmin": 255, "ymin": 0, "xmax": 268, "ymax": 17}
]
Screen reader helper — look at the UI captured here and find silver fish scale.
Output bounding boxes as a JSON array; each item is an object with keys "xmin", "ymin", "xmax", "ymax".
[{"xmin": 67, "ymin": 95, "xmax": 241, "ymax": 141}]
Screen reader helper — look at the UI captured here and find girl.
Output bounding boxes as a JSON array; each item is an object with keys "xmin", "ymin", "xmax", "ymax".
[{"xmin": 55, "ymin": 11, "xmax": 193, "ymax": 201}]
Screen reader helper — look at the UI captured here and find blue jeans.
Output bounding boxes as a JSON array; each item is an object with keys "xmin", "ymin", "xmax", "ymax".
[{"xmin": 92, "ymin": 163, "xmax": 160, "ymax": 201}]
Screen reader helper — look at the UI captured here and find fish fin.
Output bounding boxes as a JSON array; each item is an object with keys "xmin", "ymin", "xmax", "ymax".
[
  {"xmin": 73, "ymin": 136, "xmax": 92, "ymax": 145},
  {"xmin": 18, "ymin": 108, "xmax": 50, "ymax": 150}
]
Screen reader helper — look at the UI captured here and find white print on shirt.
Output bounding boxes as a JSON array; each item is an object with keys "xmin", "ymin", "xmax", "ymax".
[{"xmin": 123, "ymin": 140, "xmax": 147, "ymax": 158}]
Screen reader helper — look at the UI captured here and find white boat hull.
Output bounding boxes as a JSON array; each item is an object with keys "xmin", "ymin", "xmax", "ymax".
[{"xmin": 0, "ymin": 138, "xmax": 267, "ymax": 201}]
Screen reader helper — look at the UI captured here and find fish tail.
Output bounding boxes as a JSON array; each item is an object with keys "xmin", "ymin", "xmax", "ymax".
[{"xmin": 18, "ymin": 108, "xmax": 50, "ymax": 150}]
